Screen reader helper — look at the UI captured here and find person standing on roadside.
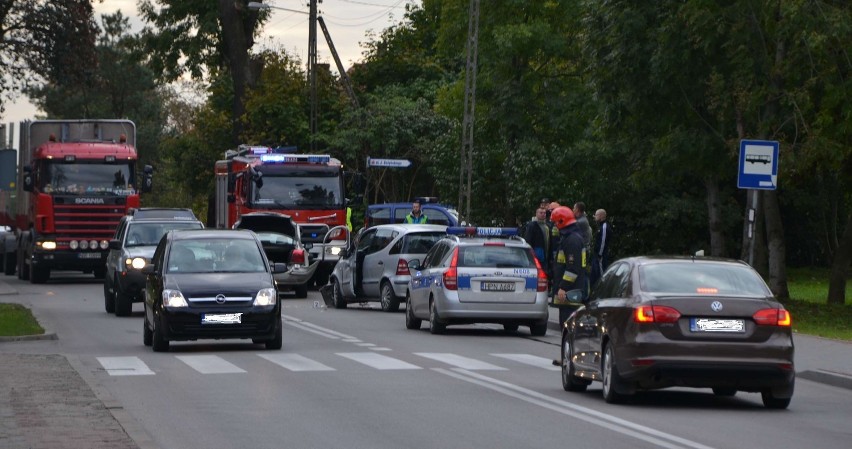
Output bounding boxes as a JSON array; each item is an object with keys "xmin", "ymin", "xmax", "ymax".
[
  {"xmin": 404, "ymin": 200, "xmax": 428, "ymax": 224},
  {"xmin": 546, "ymin": 201, "xmax": 562, "ymax": 288},
  {"xmin": 524, "ymin": 206, "xmax": 550, "ymax": 272},
  {"xmin": 549, "ymin": 206, "xmax": 588, "ymax": 325},
  {"xmin": 573, "ymin": 201, "xmax": 592, "ymax": 250},
  {"xmin": 591, "ymin": 208, "xmax": 612, "ymax": 284}
]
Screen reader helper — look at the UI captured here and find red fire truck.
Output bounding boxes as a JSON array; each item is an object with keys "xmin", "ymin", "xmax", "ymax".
[
  {"xmin": 0, "ymin": 120, "xmax": 152, "ymax": 283},
  {"xmin": 211, "ymin": 145, "xmax": 359, "ymax": 285}
]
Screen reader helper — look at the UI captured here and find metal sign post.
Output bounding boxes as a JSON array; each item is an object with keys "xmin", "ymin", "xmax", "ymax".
[{"xmin": 737, "ymin": 140, "xmax": 779, "ymax": 266}]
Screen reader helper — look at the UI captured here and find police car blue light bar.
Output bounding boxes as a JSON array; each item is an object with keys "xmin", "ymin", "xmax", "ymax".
[
  {"xmin": 446, "ymin": 227, "xmax": 518, "ymax": 237},
  {"xmin": 259, "ymin": 154, "xmax": 331, "ymax": 164}
]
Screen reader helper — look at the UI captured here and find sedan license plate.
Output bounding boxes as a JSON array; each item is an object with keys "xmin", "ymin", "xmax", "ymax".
[
  {"xmin": 481, "ymin": 282, "xmax": 514, "ymax": 292},
  {"xmin": 78, "ymin": 252, "xmax": 101, "ymax": 259},
  {"xmin": 690, "ymin": 318, "xmax": 745, "ymax": 333},
  {"xmin": 202, "ymin": 313, "xmax": 243, "ymax": 325}
]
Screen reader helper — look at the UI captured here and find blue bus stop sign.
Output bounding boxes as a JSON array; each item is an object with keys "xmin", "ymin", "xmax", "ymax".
[{"xmin": 737, "ymin": 140, "xmax": 779, "ymax": 190}]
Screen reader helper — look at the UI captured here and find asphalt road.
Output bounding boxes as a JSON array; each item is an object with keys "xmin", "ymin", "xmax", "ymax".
[{"xmin": 3, "ymin": 272, "xmax": 852, "ymax": 449}]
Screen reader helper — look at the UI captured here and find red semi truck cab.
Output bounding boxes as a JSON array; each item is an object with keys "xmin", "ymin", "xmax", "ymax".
[
  {"xmin": 3, "ymin": 120, "xmax": 152, "ymax": 283},
  {"xmin": 212, "ymin": 145, "xmax": 358, "ymax": 285}
]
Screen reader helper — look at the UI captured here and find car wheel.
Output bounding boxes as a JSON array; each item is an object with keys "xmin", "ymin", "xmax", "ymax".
[
  {"xmin": 602, "ymin": 343, "xmax": 629, "ymax": 403},
  {"xmin": 143, "ymin": 313, "xmax": 153, "ymax": 347},
  {"xmin": 405, "ymin": 294, "xmax": 421, "ymax": 330},
  {"xmin": 265, "ymin": 321, "xmax": 283, "ymax": 350},
  {"xmin": 103, "ymin": 281, "xmax": 116, "ymax": 314},
  {"xmin": 429, "ymin": 299, "xmax": 446, "ymax": 334},
  {"xmin": 151, "ymin": 313, "xmax": 170, "ymax": 352},
  {"xmin": 380, "ymin": 282, "xmax": 400, "ymax": 312},
  {"xmin": 529, "ymin": 320, "xmax": 548, "ymax": 337},
  {"xmin": 30, "ymin": 266, "xmax": 49, "ymax": 284},
  {"xmin": 93, "ymin": 267, "xmax": 106, "ymax": 279},
  {"xmin": 503, "ymin": 323, "xmax": 519, "ymax": 333},
  {"xmin": 712, "ymin": 387, "xmax": 737, "ymax": 397},
  {"xmin": 332, "ymin": 278, "xmax": 348, "ymax": 309},
  {"xmin": 761, "ymin": 382, "xmax": 793, "ymax": 409},
  {"xmin": 114, "ymin": 281, "xmax": 132, "ymax": 317},
  {"xmin": 562, "ymin": 334, "xmax": 589, "ymax": 392},
  {"xmin": 294, "ymin": 283, "xmax": 308, "ymax": 299}
]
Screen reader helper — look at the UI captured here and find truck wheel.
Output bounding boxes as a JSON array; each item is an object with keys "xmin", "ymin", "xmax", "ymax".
[
  {"xmin": 30, "ymin": 266, "xmax": 49, "ymax": 284},
  {"xmin": 18, "ymin": 256, "xmax": 29, "ymax": 280},
  {"xmin": 93, "ymin": 267, "xmax": 106, "ymax": 279},
  {"xmin": 3, "ymin": 251, "xmax": 15, "ymax": 276}
]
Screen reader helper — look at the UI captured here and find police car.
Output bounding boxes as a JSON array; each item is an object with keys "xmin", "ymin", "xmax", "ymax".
[{"xmin": 405, "ymin": 227, "xmax": 549, "ymax": 336}]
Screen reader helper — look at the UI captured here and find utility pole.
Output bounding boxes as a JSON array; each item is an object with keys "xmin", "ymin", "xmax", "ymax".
[
  {"xmin": 308, "ymin": 0, "xmax": 319, "ymax": 152},
  {"xmin": 459, "ymin": 0, "xmax": 480, "ymax": 223}
]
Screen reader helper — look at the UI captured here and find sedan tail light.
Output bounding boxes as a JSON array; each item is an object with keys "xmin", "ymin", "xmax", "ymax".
[
  {"xmin": 633, "ymin": 305, "xmax": 681, "ymax": 323},
  {"xmin": 752, "ymin": 308, "xmax": 792, "ymax": 326},
  {"xmin": 290, "ymin": 248, "xmax": 306, "ymax": 265},
  {"xmin": 396, "ymin": 258, "xmax": 409, "ymax": 276},
  {"xmin": 531, "ymin": 254, "xmax": 548, "ymax": 292},
  {"xmin": 443, "ymin": 248, "xmax": 460, "ymax": 290}
]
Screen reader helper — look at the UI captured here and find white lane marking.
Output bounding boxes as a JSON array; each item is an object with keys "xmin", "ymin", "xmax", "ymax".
[
  {"xmin": 97, "ymin": 357, "xmax": 155, "ymax": 376},
  {"xmin": 282, "ymin": 315, "xmax": 357, "ymax": 339},
  {"xmin": 343, "ymin": 338, "xmax": 362, "ymax": 343},
  {"xmin": 258, "ymin": 353, "xmax": 335, "ymax": 372},
  {"xmin": 414, "ymin": 353, "xmax": 507, "ymax": 371},
  {"xmin": 436, "ymin": 368, "xmax": 717, "ymax": 449},
  {"xmin": 337, "ymin": 352, "xmax": 421, "ymax": 370},
  {"xmin": 356, "ymin": 342, "xmax": 375, "ymax": 347},
  {"xmin": 176, "ymin": 355, "xmax": 246, "ymax": 374},
  {"xmin": 369, "ymin": 347, "xmax": 392, "ymax": 351},
  {"xmin": 491, "ymin": 353, "xmax": 561, "ymax": 371},
  {"xmin": 284, "ymin": 320, "xmax": 341, "ymax": 339}
]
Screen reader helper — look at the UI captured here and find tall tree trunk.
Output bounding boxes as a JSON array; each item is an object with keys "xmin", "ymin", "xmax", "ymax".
[
  {"xmin": 705, "ymin": 177, "xmax": 726, "ymax": 257},
  {"xmin": 219, "ymin": 0, "xmax": 261, "ymax": 145},
  {"xmin": 828, "ymin": 211, "xmax": 852, "ymax": 305},
  {"xmin": 763, "ymin": 189, "xmax": 789, "ymax": 299}
]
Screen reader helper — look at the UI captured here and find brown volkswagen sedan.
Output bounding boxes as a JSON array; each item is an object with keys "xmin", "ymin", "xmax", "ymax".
[{"xmin": 560, "ymin": 256, "xmax": 794, "ymax": 409}]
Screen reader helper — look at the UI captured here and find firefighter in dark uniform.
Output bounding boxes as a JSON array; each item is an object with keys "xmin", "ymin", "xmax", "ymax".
[{"xmin": 549, "ymin": 206, "xmax": 588, "ymax": 326}]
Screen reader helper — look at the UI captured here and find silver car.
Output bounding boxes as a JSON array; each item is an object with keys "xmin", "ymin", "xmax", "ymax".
[
  {"xmin": 328, "ymin": 224, "xmax": 447, "ymax": 311},
  {"xmin": 405, "ymin": 227, "xmax": 549, "ymax": 336}
]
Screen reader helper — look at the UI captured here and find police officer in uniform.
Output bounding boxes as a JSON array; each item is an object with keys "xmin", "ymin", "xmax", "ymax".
[{"xmin": 404, "ymin": 199, "xmax": 428, "ymax": 224}]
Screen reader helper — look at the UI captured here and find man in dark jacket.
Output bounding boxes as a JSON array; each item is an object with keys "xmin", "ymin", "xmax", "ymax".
[
  {"xmin": 591, "ymin": 208, "xmax": 613, "ymax": 285},
  {"xmin": 523, "ymin": 206, "xmax": 550, "ymax": 271}
]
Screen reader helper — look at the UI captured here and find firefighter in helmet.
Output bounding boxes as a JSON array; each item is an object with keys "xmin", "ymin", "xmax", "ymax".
[{"xmin": 549, "ymin": 206, "xmax": 588, "ymax": 326}]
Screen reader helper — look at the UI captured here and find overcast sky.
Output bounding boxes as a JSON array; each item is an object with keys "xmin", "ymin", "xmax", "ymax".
[{"xmin": 3, "ymin": 0, "xmax": 416, "ymax": 125}]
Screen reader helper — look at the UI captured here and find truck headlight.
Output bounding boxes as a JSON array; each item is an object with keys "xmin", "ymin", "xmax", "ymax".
[
  {"xmin": 39, "ymin": 241, "xmax": 57, "ymax": 250},
  {"xmin": 163, "ymin": 289, "xmax": 188, "ymax": 307},
  {"xmin": 253, "ymin": 288, "xmax": 277, "ymax": 306}
]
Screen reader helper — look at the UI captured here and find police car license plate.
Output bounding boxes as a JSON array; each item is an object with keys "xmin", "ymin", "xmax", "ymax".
[
  {"xmin": 689, "ymin": 318, "xmax": 745, "ymax": 333},
  {"xmin": 481, "ymin": 282, "xmax": 514, "ymax": 292},
  {"xmin": 202, "ymin": 313, "xmax": 243, "ymax": 325}
]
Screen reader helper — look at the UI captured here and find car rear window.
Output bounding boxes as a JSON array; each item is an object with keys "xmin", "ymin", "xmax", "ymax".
[
  {"xmin": 458, "ymin": 246, "xmax": 536, "ymax": 268},
  {"xmin": 401, "ymin": 232, "xmax": 445, "ymax": 254},
  {"xmin": 640, "ymin": 262, "xmax": 772, "ymax": 296}
]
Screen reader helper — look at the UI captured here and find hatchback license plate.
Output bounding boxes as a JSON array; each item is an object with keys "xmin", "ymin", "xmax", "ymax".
[
  {"xmin": 78, "ymin": 253, "xmax": 101, "ymax": 259},
  {"xmin": 202, "ymin": 313, "xmax": 243, "ymax": 325},
  {"xmin": 481, "ymin": 282, "xmax": 514, "ymax": 292},
  {"xmin": 690, "ymin": 318, "xmax": 745, "ymax": 333}
]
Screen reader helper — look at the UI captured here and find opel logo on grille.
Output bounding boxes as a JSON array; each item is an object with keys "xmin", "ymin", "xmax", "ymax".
[
  {"xmin": 711, "ymin": 301, "xmax": 723, "ymax": 312},
  {"xmin": 215, "ymin": 294, "xmax": 227, "ymax": 304}
]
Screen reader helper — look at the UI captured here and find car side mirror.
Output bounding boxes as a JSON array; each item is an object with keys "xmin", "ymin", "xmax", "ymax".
[
  {"xmin": 272, "ymin": 262, "xmax": 288, "ymax": 274},
  {"xmin": 141, "ymin": 264, "xmax": 156, "ymax": 275},
  {"xmin": 108, "ymin": 239, "xmax": 122, "ymax": 250}
]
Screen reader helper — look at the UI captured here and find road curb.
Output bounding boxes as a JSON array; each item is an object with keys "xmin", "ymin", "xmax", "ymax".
[
  {"xmin": 798, "ymin": 369, "xmax": 852, "ymax": 391},
  {"xmin": 0, "ymin": 332, "xmax": 58, "ymax": 342}
]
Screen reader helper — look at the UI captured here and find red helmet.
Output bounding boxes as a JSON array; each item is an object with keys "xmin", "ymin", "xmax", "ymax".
[{"xmin": 551, "ymin": 206, "xmax": 576, "ymax": 229}]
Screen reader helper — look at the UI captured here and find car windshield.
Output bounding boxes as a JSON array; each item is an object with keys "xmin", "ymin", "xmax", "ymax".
[
  {"xmin": 167, "ymin": 238, "xmax": 266, "ymax": 274},
  {"xmin": 255, "ymin": 232, "xmax": 298, "ymax": 246},
  {"xmin": 402, "ymin": 232, "xmax": 445, "ymax": 253},
  {"xmin": 126, "ymin": 222, "xmax": 202, "ymax": 247},
  {"xmin": 640, "ymin": 262, "xmax": 772, "ymax": 296},
  {"xmin": 250, "ymin": 173, "xmax": 342, "ymax": 208},
  {"xmin": 458, "ymin": 245, "xmax": 536, "ymax": 268}
]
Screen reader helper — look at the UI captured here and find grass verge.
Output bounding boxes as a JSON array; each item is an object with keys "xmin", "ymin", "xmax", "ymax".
[
  {"xmin": 784, "ymin": 267, "xmax": 852, "ymax": 341},
  {"xmin": 0, "ymin": 303, "xmax": 45, "ymax": 336}
]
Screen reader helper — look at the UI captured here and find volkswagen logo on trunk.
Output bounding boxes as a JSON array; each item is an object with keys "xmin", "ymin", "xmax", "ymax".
[
  {"xmin": 711, "ymin": 301, "xmax": 723, "ymax": 312},
  {"xmin": 215, "ymin": 294, "xmax": 227, "ymax": 304}
]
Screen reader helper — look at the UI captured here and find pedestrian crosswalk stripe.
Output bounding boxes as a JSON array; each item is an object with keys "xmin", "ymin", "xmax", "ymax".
[
  {"xmin": 491, "ymin": 354, "xmax": 560, "ymax": 371},
  {"xmin": 258, "ymin": 353, "xmax": 335, "ymax": 372},
  {"xmin": 97, "ymin": 357, "xmax": 155, "ymax": 376},
  {"xmin": 414, "ymin": 353, "xmax": 507, "ymax": 370},
  {"xmin": 176, "ymin": 355, "xmax": 246, "ymax": 374},
  {"xmin": 337, "ymin": 352, "xmax": 421, "ymax": 370}
]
